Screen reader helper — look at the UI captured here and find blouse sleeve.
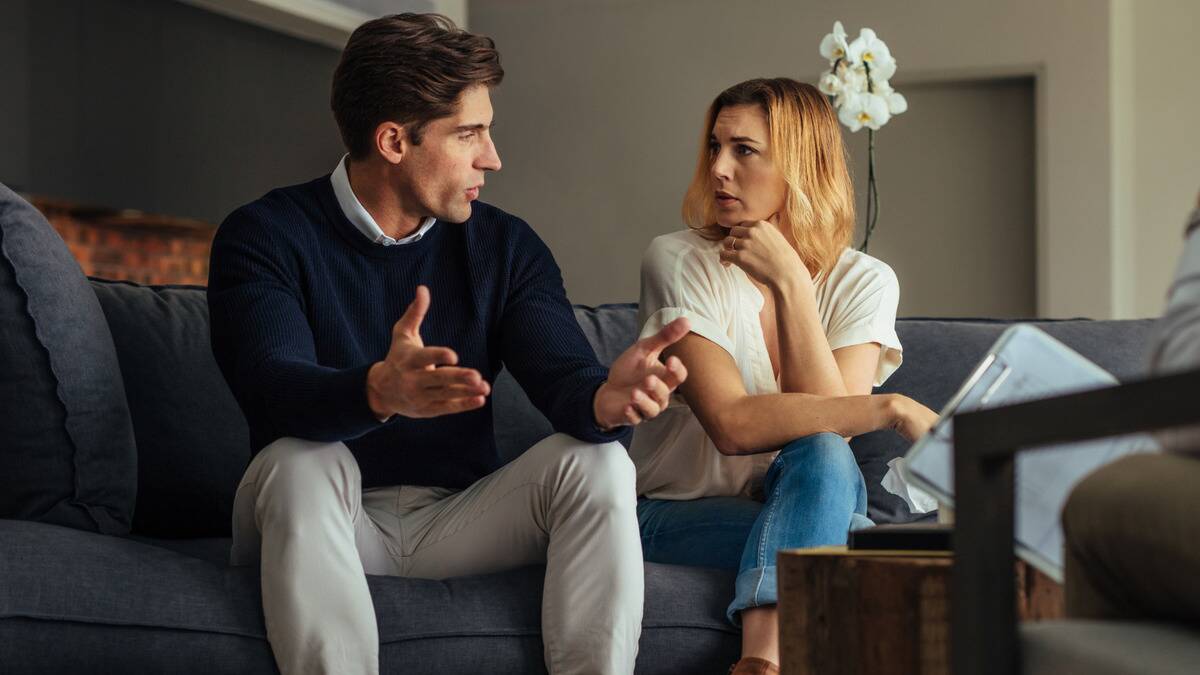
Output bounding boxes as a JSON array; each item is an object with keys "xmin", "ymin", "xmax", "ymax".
[
  {"xmin": 825, "ymin": 262, "xmax": 904, "ymax": 387},
  {"xmin": 638, "ymin": 235, "xmax": 734, "ymax": 357}
]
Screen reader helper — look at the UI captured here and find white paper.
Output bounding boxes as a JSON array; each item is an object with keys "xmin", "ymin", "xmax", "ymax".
[{"xmin": 904, "ymin": 325, "xmax": 1159, "ymax": 581}]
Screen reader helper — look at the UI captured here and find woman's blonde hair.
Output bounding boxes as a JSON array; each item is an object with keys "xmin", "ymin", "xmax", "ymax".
[{"xmin": 682, "ymin": 78, "xmax": 855, "ymax": 277}]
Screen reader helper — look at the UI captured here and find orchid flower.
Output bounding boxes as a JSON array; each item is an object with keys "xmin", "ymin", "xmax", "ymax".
[{"xmin": 819, "ymin": 21, "xmax": 849, "ymax": 63}]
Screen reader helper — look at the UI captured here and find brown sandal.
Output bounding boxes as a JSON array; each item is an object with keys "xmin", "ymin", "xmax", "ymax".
[{"xmin": 728, "ymin": 656, "xmax": 780, "ymax": 675}]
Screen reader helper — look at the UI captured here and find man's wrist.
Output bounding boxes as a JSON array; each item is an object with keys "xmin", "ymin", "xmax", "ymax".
[
  {"xmin": 592, "ymin": 380, "xmax": 619, "ymax": 432},
  {"xmin": 366, "ymin": 361, "xmax": 394, "ymax": 422}
]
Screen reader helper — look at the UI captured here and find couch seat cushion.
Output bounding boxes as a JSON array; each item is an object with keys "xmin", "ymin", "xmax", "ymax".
[{"xmin": 0, "ymin": 519, "xmax": 738, "ymax": 674}]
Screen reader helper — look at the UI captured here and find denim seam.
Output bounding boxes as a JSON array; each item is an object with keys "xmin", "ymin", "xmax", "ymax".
[{"xmin": 752, "ymin": 455, "xmax": 786, "ymax": 605}]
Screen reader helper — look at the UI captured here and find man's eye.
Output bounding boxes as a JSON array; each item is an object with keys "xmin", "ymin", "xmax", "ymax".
[{"xmin": 459, "ymin": 132, "xmax": 476, "ymax": 141}]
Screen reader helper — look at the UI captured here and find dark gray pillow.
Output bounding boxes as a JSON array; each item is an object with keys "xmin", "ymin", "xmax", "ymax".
[
  {"xmin": 90, "ymin": 281, "xmax": 250, "ymax": 538},
  {"xmin": 855, "ymin": 317, "xmax": 1157, "ymax": 524},
  {"xmin": 0, "ymin": 183, "xmax": 136, "ymax": 534}
]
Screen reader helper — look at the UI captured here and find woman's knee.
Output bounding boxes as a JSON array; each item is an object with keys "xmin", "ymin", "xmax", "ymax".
[{"xmin": 774, "ymin": 433, "xmax": 858, "ymax": 477}]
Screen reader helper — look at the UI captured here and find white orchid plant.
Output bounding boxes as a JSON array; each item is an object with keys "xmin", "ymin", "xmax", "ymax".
[{"xmin": 818, "ymin": 21, "xmax": 907, "ymax": 252}]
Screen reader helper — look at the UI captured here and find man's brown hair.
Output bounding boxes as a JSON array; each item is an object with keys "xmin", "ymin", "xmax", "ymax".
[{"xmin": 331, "ymin": 13, "xmax": 503, "ymax": 159}]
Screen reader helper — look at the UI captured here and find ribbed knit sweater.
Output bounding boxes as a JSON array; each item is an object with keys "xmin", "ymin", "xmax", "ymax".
[{"xmin": 207, "ymin": 176, "xmax": 622, "ymax": 489}]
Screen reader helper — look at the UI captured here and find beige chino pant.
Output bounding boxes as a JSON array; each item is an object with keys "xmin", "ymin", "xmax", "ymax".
[
  {"xmin": 230, "ymin": 433, "xmax": 644, "ymax": 675},
  {"xmin": 1063, "ymin": 452, "xmax": 1200, "ymax": 620}
]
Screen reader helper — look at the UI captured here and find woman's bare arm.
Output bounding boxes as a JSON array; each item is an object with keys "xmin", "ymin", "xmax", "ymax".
[
  {"xmin": 832, "ymin": 343, "xmax": 883, "ymax": 396},
  {"xmin": 771, "ymin": 278, "xmax": 849, "ymax": 396},
  {"xmin": 666, "ymin": 333, "xmax": 922, "ymax": 456}
]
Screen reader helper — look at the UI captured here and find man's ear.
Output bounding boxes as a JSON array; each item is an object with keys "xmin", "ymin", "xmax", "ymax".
[{"xmin": 374, "ymin": 121, "xmax": 407, "ymax": 165}]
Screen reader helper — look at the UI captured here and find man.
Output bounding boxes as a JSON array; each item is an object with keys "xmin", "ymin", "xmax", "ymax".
[
  {"xmin": 207, "ymin": 14, "xmax": 689, "ymax": 675},
  {"xmin": 1062, "ymin": 191, "xmax": 1200, "ymax": 620}
]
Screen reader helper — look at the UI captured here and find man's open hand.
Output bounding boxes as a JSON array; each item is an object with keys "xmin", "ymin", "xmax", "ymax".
[
  {"xmin": 593, "ymin": 317, "xmax": 690, "ymax": 429},
  {"xmin": 366, "ymin": 285, "xmax": 490, "ymax": 420}
]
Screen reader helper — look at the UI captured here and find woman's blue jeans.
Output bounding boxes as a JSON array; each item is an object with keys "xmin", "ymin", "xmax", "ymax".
[{"xmin": 637, "ymin": 433, "xmax": 873, "ymax": 624}]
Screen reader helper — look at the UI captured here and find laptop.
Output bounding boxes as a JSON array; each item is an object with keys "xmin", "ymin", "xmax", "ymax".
[{"xmin": 899, "ymin": 324, "xmax": 1156, "ymax": 582}]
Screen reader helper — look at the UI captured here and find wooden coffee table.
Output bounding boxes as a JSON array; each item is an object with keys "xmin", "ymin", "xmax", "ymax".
[{"xmin": 777, "ymin": 546, "xmax": 1062, "ymax": 675}]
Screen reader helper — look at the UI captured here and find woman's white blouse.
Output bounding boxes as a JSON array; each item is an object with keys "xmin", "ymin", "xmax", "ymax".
[{"xmin": 629, "ymin": 229, "xmax": 904, "ymax": 500}]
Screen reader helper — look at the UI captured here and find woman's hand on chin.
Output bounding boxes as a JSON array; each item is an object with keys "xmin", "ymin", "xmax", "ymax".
[{"xmin": 718, "ymin": 217, "xmax": 811, "ymax": 293}]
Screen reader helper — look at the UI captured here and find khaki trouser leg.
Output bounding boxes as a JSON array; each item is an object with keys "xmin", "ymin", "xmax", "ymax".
[
  {"xmin": 388, "ymin": 433, "xmax": 644, "ymax": 675},
  {"xmin": 231, "ymin": 437, "xmax": 390, "ymax": 675},
  {"xmin": 1062, "ymin": 452, "xmax": 1200, "ymax": 620},
  {"xmin": 232, "ymin": 433, "xmax": 643, "ymax": 675}
]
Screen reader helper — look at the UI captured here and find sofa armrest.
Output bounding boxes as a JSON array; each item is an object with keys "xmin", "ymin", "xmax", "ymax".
[{"xmin": 950, "ymin": 366, "xmax": 1200, "ymax": 675}]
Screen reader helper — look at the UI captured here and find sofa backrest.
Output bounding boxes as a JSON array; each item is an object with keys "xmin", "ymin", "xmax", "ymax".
[
  {"xmin": 90, "ymin": 280, "xmax": 249, "ymax": 538},
  {"xmin": 92, "ymin": 280, "xmax": 1158, "ymax": 535}
]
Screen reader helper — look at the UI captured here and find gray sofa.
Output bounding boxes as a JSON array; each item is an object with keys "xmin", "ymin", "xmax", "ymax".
[{"xmin": 0, "ymin": 183, "xmax": 1166, "ymax": 673}]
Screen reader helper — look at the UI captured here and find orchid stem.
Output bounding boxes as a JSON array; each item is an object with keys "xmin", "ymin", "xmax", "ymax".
[{"xmin": 860, "ymin": 128, "xmax": 878, "ymax": 252}]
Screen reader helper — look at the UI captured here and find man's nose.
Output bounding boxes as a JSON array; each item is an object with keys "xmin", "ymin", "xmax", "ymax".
[{"xmin": 478, "ymin": 136, "xmax": 502, "ymax": 172}]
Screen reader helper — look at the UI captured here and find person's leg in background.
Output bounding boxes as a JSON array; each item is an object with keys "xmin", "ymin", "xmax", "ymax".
[{"xmin": 1063, "ymin": 452, "xmax": 1200, "ymax": 621}]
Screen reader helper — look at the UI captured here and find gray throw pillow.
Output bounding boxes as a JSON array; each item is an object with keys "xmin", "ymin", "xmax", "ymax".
[
  {"xmin": 90, "ymin": 280, "xmax": 250, "ymax": 538},
  {"xmin": 0, "ymin": 183, "xmax": 137, "ymax": 534}
]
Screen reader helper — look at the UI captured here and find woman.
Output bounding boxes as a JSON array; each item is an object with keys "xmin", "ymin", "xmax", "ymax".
[{"xmin": 628, "ymin": 78, "xmax": 938, "ymax": 675}]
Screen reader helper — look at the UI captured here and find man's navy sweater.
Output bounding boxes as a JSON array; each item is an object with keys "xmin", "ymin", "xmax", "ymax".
[{"xmin": 208, "ymin": 176, "xmax": 623, "ymax": 489}]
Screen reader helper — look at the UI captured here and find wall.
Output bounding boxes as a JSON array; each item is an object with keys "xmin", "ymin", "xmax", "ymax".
[
  {"xmin": 0, "ymin": 0, "xmax": 31, "ymax": 191},
  {"xmin": 1125, "ymin": 0, "xmax": 1200, "ymax": 317},
  {"xmin": 847, "ymin": 78, "xmax": 1036, "ymax": 318},
  {"xmin": 8, "ymin": 0, "xmax": 1190, "ymax": 317},
  {"xmin": 5, "ymin": 0, "xmax": 345, "ymax": 225},
  {"xmin": 179, "ymin": 0, "xmax": 467, "ymax": 48},
  {"xmin": 470, "ymin": 0, "xmax": 1118, "ymax": 318}
]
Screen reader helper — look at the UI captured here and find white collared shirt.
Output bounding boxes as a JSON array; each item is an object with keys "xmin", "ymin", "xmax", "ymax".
[{"xmin": 330, "ymin": 155, "xmax": 435, "ymax": 246}]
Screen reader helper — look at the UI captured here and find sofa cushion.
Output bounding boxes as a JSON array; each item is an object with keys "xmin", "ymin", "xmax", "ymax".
[
  {"xmin": 0, "ymin": 519, "xmax": 739, "ymax": 674},
  {"xmin": 856, "ymin": 317, "xmax": 1158, "ymax": 523},
  {"xmin": 0, "ymin": 184, "xmax": 136, "ymax": 534},
  {"xmin": 90, "ymin": 281, "xmax": 250, "ymax": 538}
]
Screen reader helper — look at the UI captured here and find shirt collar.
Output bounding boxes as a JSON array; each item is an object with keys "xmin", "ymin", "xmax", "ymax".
[{"xmin": 330, "ymin": 155, "xmax": 436, "ymax": 246}]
